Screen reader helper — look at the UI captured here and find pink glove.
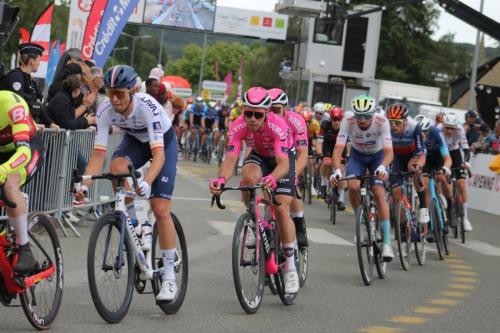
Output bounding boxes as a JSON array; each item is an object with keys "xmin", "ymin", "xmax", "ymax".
[
  {"xmin": 262, "ymin": 175, "xmax": 278, "ymax": 191},
  {"xmin": 209, "ymin": 177, "xmax": 226, "ymax": 189}
]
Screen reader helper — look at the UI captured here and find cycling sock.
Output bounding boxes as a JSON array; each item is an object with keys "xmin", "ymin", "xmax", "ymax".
[
  {"xmin": 338, "ymin": 189, "xmax": 345, "ymax": 202},
  {"xmin": 463, "ymin": 202, "xmax": 468, "ymax": 219},
  {"xmin": 291, "ymin": 211, "xmax": 304, "ymax": 218},
  {"xmin": 160, "ymin": 248, "xmax": 177, "ymax": 281},
  {"xmin": 127, "ymin": 204, "xmax": 138, "ymax": 221},
  {"xmin": 283, "ymin": 242, "xmax": 295, "ymax": 271},
  {"xmin": 417, "ymin": 191, "xmax": 426, "ymax": 208},
  {"xmin": 321, "ymin": 176, "xmax": 328, "ymax": 186},
  {"xmin": 381, "ymin": 220, "xmax": 391, "ymax": 245},
  {"xmin": 11, "ymin": 213, "xmax": 29, "ymax": 245}
]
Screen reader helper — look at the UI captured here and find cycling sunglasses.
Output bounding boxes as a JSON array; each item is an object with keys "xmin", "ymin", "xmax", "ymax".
[
  {"xmin": 388, "ymin": 119, "xmax": 404, "ymax": 125},
  {"xmin": 244, "ymin": 111, "xmax": 265, "ymax": 119},
  {"xmin": 354, "ymin": 114, "xmax": 372, "ymax": 120},
  {"xmin": 331, "ymin": 117, "xmax": 342, "ymax": 122},
  {"xmin": 270, "ymin": 106, "xmax": 283, "ymax": 113},
  {"xmin": 105, "ymin": 88, "xmax": 130, "ymax": 99}
]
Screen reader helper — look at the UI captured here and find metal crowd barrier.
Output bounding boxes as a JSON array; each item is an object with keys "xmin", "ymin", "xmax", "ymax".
[{"xmin": 0, "ymin": 128, "xmax": 124, "ymax": 238}]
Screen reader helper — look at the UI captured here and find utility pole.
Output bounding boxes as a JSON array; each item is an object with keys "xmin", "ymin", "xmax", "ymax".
[{"xmin": 467, "ymin": 0, "xmax": 484, "ymax": 111}]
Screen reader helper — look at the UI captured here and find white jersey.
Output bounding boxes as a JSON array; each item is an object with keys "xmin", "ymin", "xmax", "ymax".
[
  {"xmin": 337, "ymin": 113, "xmax": 392, "ymax": 154},
  {"xmin": 94, "ymin": 92, "xmax": 172, "ymax": 151},
  {"xmin": 444, "ymin": 125, "xmax": 469, "ymax": 151}
]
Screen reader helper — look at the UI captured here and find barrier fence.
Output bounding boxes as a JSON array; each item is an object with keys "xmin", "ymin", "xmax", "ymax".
[{"xmin": 0, "ymin": 128, "xmax": 124, "ymax": 237}]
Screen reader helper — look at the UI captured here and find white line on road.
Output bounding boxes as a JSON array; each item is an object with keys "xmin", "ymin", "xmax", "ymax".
[
  {"xmin": 306, "ymin": 227, "xmax": 354, "ymax": 246},
  {"xmin": 450, "ymin": 238, "xmax": 500, "ymax": 257}
]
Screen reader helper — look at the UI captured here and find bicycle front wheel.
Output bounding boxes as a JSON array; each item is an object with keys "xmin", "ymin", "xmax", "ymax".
[
  {"xmin": 232, "ymin": 213, "xmax": 264, "ymax": 314},
  {"xmin": 430, "ymin": 201, "xmax": 444, "ymax": 260},
  {"xmin": 437, "ymin": 196, "xmax": 449, "ymax": 255},
  {"xmin": 395, "ymin": 203, "xmax": 411, "ymax": 271},
  {"xmin": 356, "ymin": 208, "xmax": 374, "ymax": 286},
  {"xmin": 87, "ymin": 212, "xmax": 134, "ymax": 323},
  {"xmin": 330, "ymin": 190, "xmax": 337, "ymax": 225},
  {"xmin": 20, "ymin": 212, "xmax": 64, "ymax": 330},
  {"xmin": 151, "ymin": 213, "xmax": 188, "ymax": 314}
]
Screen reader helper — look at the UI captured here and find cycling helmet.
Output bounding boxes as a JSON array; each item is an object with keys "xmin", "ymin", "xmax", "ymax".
[
  {"xmin": 417, "ymin": 115, "xmax": 432, "ymax": 131},
  {"xmin": 374, "ymin": 106, "xmax": 386, "ymax": 117},
  {"xmin": 324, "ymin": 103, "xmax": 332, "ymax": 112},
  {"xmin": 301, "ymin": 110, "xmax": 313, "ymax": 122},
  {"xmin": 187, "ymin": 97, "xmax": 194, "ymax": 104},
  {"xmin": 313, "ymin": 102, "xmax": 325, "ymax": 113},
  {"xmin": 351, "ymin": 95, "xmax": 376, "ymax": 116},
  {"xmin": 330, "ymin": 106, "xmax": 344, "ymax": 119},
  {"xmin": 267, "ymin": 88, "xmax": 288, "ymax": 106},
  {"xmin": 443, "ymin": 113, "xmax": 459, "ymax": 128},
  {"xmin": 208, "ymin": 100, "xmax": 217, "ymax": 108},
  {"xmin": 236, "ymin": 99, "xmax": 243, "ymax": 108},
  {"xmin": 243, "ymin": 87, "xmax": 271, "ymax": 109},
  {"xmin": 386, "ymin": 103, "xmax": 409, "ymax": 120},
  {"xmin": 196, "ymin": 96, "xmax": 204, "ymax": 103},
  {"xmin": 104, "ymin": 65, "xmax": 138, "ymax": 89}
]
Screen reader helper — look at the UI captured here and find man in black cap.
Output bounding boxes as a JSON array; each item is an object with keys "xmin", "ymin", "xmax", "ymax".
[{"xmin": 2, "ymin": 42, "xmax": 57, "ymax": 128}]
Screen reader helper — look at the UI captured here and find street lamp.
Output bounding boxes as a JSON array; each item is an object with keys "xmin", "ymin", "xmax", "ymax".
[
  {"xmin": 120, "ymin": 32, "xmax": 152, "ymax": 67},
  {"xmin": 111, "ymin": 46, "xmax": 129, "ymax": 66}
]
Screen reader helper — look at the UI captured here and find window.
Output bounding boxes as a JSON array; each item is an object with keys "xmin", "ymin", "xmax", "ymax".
[{"xmin": 313, "ymin": 2, "xmax": 345, "ymax": 45}]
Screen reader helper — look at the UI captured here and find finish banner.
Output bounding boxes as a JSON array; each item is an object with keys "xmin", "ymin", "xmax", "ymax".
[
  {"xmin": 92, "ymin": 0, "xmax": 139, "ymax": 67},
  {"xmin": 81, "ymin": 0, "xmax": 109, "ymax": 60}
]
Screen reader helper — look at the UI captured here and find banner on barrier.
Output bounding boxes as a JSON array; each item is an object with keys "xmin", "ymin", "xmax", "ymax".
[{"xmin": 466, "ymin": 153, "xmax": 500, "ymax": 216}]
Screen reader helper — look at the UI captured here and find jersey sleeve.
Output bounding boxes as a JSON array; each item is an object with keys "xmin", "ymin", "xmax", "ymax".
[
  {"xmin": 94, "ymin": 103, "xmax": 111, "ymax": 151},
  {"xmin": 291, "ymin": 114, "xmax": 308, "ymax": 148},
  {"xmin": 272, "ymin": 117, "xmax": 291, "ymax": 159},
  {"xmin": 436, "ymin": 128, "xmax": 450, "ymax": 157},
  {"xmin": 414, "ymin": 124, "xmax": 426, "ymax": 155},
  {"xmin": 380, "ymin": 117, "xmax": 393, "ymax": 149},
  {"xmin": 144, "ymin": 98, "xmax": 173, "ymax": 150},
  {"xmin": 226, "ymin": 116, "xmax": 245, "ymax": 156},
  {"xmin": 458, "ymin": 127, "xmax": 469, "ymax": 150},
  {"xmin": 336, "ymin": 118, "xmax": 349, "ymax": 146}
]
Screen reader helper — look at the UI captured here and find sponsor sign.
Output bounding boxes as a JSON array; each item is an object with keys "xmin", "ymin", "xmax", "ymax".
[{"xmin": 466, "ymin": 153, "xmax": 500, "ymax": 216}]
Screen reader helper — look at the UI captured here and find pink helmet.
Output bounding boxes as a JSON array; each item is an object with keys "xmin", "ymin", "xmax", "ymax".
[
  {"xmin": 267, "ymin": 88, "xmax": 288, "ymax": 106},
  {"xmin": 243, "ymin": 87, "xmax": 271, "ymax": 109}
]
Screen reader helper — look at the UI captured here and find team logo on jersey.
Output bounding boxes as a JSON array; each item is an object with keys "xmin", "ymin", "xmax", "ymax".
[
  {"xmin": 153, "ymin": 121, "xmax": 162, "ymax": 133},
  {"xmin": 227, "ymin": 145, "xmax": 235, "ymax": 152}
]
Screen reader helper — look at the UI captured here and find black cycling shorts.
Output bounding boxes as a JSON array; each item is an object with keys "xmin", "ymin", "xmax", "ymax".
[
  {"xmin": 423, "ymin": 150, "xmax": 444, "ymax": 174},
  {"xmin": 449, "ymin": 149, "xmax": 466, "ymax": 180}
]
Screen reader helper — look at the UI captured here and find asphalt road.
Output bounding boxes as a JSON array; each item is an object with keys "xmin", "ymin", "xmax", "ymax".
[{"xmin": 1, "ymin": 159, "xmax": 499, "ymax": 332}]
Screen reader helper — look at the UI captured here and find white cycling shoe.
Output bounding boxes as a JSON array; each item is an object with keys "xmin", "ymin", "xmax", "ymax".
[
  {"xmin": 156, "ymin": 279, "xmax": 177, "ymax": 302},
  {"xmin": 382, "ymin": 244, "xmax": 394, "ymax": 262},
  {"xmin": 284, "ymin": 269, "xmax": 299, "ymax": 294},
  {"xmin": 418, "ymin": 208, "xmax": 430, "ymax": 224}
]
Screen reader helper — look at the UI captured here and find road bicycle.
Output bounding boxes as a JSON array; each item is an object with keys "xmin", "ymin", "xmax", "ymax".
[
  {"xmin": 450, "ymin": 167, "xmax": 471, "ymax": 244},
  {"xmin": 212, "ymin": 184, "xmax": 305, "ymax": 313},
  {"xmin": 298, "ymin": 163, "xmax": 312, "ymax": 205},
  {"xmin": 72, "ymin": 167, "xmax": 188, "ymax": 323},
  {"xmin": 0, "ymin": 189, "xmax": 63, "ymax": 330}
]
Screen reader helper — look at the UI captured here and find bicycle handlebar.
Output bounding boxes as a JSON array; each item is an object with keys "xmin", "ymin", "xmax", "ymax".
[
  {"xmin": 71, "ymin": 164, "xmax": 142, "ymax": 193},
  {"xmin": 211, "ymin": 183, "xmax": 280, "ymax": 210}
]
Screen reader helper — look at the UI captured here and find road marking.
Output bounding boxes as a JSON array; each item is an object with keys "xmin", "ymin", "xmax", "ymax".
[
  {"xmin": 447, "ymin": 253, "xmax": 459, "ymax": 258},
  {"xmin": 174, "ymin": 196, "xmax": 211, "ymax": 201},
  {"xmin": 307, "ymin": 227, "xmax": 354, "ymax": 246},
  {"xmin": 450, "ymin": 238, "xmax": 500, "ymax": 257},
  {"xmin": 446, "ymin": 264, "xmax": 474, "ymax": 270},
  {"xmin": 440, "ymin": 290, "xmax": 469, "ymax": 297},
  {"xmin": 428, "ymin": 298, "xmax": 461, "ymax": 305},
  {"xmin": 389, "ymin": 316, "xmax": 428, "ymax": 324},
  {"xmin": 451, "ymin": 276, "xmax": 479, "ymax": 283},
  {"xmin": 448, "ymin": 283, "xmax": 476, "ymax": 290},
  {"xmin": 207, "ymin": 220, "xmax": 235, "ymax": 236},
  {"xmin": 445, "ymin": 258, "xmax": 466, "ymax": 264},
  {"xmin": 358, "ymin": 326, "xmax": 401, "ymax": 333},
  {"xmin": 451, "ymin": 270, "xmax": 478, "ymax": 276},
  {"xmin": 414, "ymin": 306, "xmax": 447, "ymax": 314}
]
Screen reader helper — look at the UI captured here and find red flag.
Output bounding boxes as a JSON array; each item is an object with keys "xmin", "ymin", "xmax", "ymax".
[
  {"xmin": 81, "ymin": 0, "xmax": 109, "ymax": 60},
  {"xmin": 30, "ymin": 1, "xmax": 54, "ymax": 78},
  {"xmin": 19, "ymin": 28, "xmax": 30, "ymax": 43},
  {"xmin": 223, "ymin": 72, "xmax": 232, "ymax": 102}
]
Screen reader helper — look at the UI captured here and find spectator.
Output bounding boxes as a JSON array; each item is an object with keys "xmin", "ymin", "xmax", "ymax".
[
  {"xmin": 470, "ymin": 124, "xmax": 494, "ymax": 154},
  {"xmin": 490, "ymin": 119, "xmax": 500, "ymax": 153},
  {"xmin": 463, "ymin": 110, "xmax": 482, "ymax": 146},
  {"xmin": 47, "ymin": 63, "xmax": 83, "ymax": 101},
  {"xmin": 435, "ymin": 112, "xmax": 445, "ymax": 129},
  {"xmin": 145, "ymin": 77, "xmax": 160, "ymax": 97},
  {"xmin": 87, "ymin": 66, "xmax": 105, "ymax": 110}
]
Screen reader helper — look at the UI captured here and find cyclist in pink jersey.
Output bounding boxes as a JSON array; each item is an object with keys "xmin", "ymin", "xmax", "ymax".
[
  {"xmin": 268, "ymin": 88, "xmax": 309, "ymax": 249},
  {"xmin": 209, "ymin": 87, "xmax": 300, "ymax": 294}
]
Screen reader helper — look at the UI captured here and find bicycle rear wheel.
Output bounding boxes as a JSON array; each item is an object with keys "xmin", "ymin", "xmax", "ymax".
[
  {"xmin": 374, "ymin": 213, "xmax": 387, "ymax": 279},
  {"xmin": 437, "ymin": 196, "xmax": 449, "ymax": 255},
  {"xmin": 330, "ymin": 189, "xmax": 337, "ymax": 225},
  {"xmin": 232, "ymin": 213, "xmax": 264, "ymax": 314},
  {"xmin": 151, "ymin": 213, "xmax": 188, "ymax": 314},
  {"xmin": 356, "ymin": 208, "xmax": 374, "ymax": 286},
  {"xmin": 87, "ymin": 212, "xmax": 134, "ymax": 323},
  {"xmin": 430, "ymin": 201, "xmax": 444, "ymax": 260},
  {"xmin": 395, "ymin": 203, "xmax": 411, "ymax": 271},
  {"xmin": 20, "ymin": 212, "xmax": 63, "ymax": 330}
]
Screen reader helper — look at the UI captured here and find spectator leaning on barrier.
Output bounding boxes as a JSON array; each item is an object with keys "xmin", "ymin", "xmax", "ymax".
[
  {"xmin": 463, "ymin": 110, "xmax": 482, "ymax": 146},
  {"xmin": 470, "ymin": 124, "xmax": 494, "ymax": 154},
  {"xmin": 47, "ymin": 63, "xmax": 83, "ymax": 102},
  {"xmin": 89, "ymin": 66, "xmax": 106, "ymax": 108}
]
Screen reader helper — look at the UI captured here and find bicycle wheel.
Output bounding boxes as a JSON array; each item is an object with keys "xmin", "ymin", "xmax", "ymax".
[
  {"xmin": 395, "ymin": 203, "xmax": 411, "ymax": 271},
  {"xmin": 330, "ymin": 189, "xmax": 337, "ymax": 225},
  {"xmin": 414, "ymin": 222, "xmax": 427, "ymax": 266},
  {"xmin": 87, "ymin": 212, "xmax": 134, "ymax": 323},
  {"xmin": 273, "ymin": 224, "xmax": 297, "ymax": 306},
  {"xmin": 356, "ymin": 208, "xmax": 374, "ymax": 286},
  {"xmin": 456, "ymin": 201, "xmax": 465, "ymax": 244},
  {"xmin": 297, "ymin": 245, "xmax": 309, "ymax": 287},
  {"xmin": 20, "ymin": 212, "xmax": 63, "ymax": 330},
  {"xmin": 151, "ymin": 213, "xmax": 188, "ymax": 315},
  {"xmin": 374, "ymin": 213, "xmax": 387, "ymax": 279},
  {"xmin": 305, "ymin": 166, "xmax": 312, "ymax": 205},
  {"xmin": 429, "ymin": 201, "xmax": 444, "ymax": 260},
  {"xmin": 437, "ymin": 196, "xmax": 449, "ymax": 255},
  {"xmin": 232, "ymin": 213, "xmax": 264, "ymax": 314}
]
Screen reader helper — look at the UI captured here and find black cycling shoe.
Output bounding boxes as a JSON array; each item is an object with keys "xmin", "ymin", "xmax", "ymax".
[
  {"xmin": 293, "ymin": 217, "xmax": 309, "ymax": 247},
  {"xmin": 320, "ymin": 186, "xmax": 327, "ymax": 200},
  {"xmin": 14, "ymin": 244, "xmax": 39, "ymax": 275},
  {"xmin": 337, "ymin": 201, "xmax": 346, "ymax": 211}
]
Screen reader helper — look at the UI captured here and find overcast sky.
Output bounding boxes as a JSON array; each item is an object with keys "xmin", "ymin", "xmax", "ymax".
[{"xmin": 217, "ymin": 0, "xmax": 500, "ymax": 47}]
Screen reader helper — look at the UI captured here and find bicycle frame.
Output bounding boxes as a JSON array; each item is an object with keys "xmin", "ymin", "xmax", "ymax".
[{"xmin": 428, "ymin": 175, "xmax": 446, "ymax": 233}]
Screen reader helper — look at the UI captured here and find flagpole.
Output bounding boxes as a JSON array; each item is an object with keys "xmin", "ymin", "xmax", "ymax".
[{"xmin": 198, "ymin": 33, "xmax": 208, "ymax": 96}]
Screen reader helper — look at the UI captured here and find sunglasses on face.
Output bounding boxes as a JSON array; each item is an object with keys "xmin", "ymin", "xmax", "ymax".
[
  {"xmin": 244, "ymin": 111, "xmax": 265, "ymax": 119},
  {"xmin": 106, "ymin": 89, "xmax": 129, "ymax": 99},
  {"xmin": 355, "ymin": 114, "xmax": 372, "ymax": 120},
  {"xmin": 332, "ymin": 117, "xmax": 342, "ymax": 122},
  {"xmin": 388, "ymin": 119, "xmax": 404, "ymax": 126},
  {"xmin": 270, "ymin": 106, "xmax": 283, "ymax": 113}
]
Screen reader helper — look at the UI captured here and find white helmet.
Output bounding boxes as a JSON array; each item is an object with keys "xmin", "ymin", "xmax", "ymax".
[
  {"xmin": 416, "ymin": 115, "xmax": 432, "ymax": 131},
  {"xmin": 313, "ymin": 102, "xmax": 325, "ymax": 113},
  {"xmin": 443, "ymin": 113, "xmax": 459, "ymax": 128},
  {"xmin": 374, "ymin": 106, "xmax": 385, "ymax": 117}
]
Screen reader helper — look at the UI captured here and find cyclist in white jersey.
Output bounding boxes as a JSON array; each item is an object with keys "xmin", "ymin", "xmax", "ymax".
[
  {"xmin": 442, "ymin": 113, "xmax": 473, "ymax": 231},
  {"xmin": 74, "ymin": 65, "xmax": 179, "ymax": 301},
  {"xmin": 330, "ymin": 95, "xmax": 395, "ymax": 261}
]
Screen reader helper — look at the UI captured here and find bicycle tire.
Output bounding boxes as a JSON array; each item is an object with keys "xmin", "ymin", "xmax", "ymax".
[
  {"xmin": 273, "ymin": 223, "xmax": 297, "ymax": 305},
  {"xmin": 330, "ymin": 190, "xmax": 337, "ymax": 225},
  {"xmin": 232, "ymin": 213, "xmax": 264, "ymax": 314},
  {"xmin": 20, "ymin": 212, "xmax": 64, "ymax": 330},
  {"xmin": 414, "ymin": 222, "xmax": 427, "ymax": 266},
  {"xmin": 151, "ymin": 213, "xmax": 188, "ymax": 315},
  {"xmin": 437, "ymin": 196, "xmax": 449, "ymax": 255},
  {"xmin": 374, "ymin": 212, "xmax": 386, "ymax": 279},
  {"xmin": 430, "ymin": 201, "xmax": 444, "ymax": 260},
  {"xmin": 395, "ymin": 203, "xmax": 411, "ymax": 271},
  {"xmin": 297, "ymin": 218, "xmax": 309, "ymax": 287},
  {"xmin": 87, "ymin": 212, "xmax": 134, "ymax": 323},
  {"xmin": 356, "ymin": 207, "xmax": 374, "ymax": 286},
  {"xmin": 306, "ymin": 166, "xmax": 312, "ymax": 205}
]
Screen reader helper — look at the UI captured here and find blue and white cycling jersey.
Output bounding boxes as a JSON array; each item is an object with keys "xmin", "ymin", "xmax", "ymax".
[
  {"xmin": 391, "ymin": 117, "xmax": 426, "ymax": 157},
  {"xmin": 424, "ymin": 126, "xmax": 449, "ymax": 157},
  {"xmin": 190, "ymin": 103, "xmax": 207, "ymax": 126}
]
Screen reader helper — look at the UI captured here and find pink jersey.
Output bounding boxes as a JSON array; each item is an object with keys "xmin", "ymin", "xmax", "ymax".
[
  {"xmin": 226, "ymin": 111, "xmax": 291, "ymax": 158},
  {"xmin": 284, "ymin": 111, "xmax": 308, "ymax": 149}
]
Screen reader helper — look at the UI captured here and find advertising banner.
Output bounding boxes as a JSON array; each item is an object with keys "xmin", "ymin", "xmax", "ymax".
[
  {"xmin": 66, "ymin": 0, "xmax": 93, "ymax": 49},
  {"xmin": 81, "ymin": 0, "xmax": 109, "ymax": 60},
  {"xmin": 467, "ymin": 153, "xmax": 500, "ymax": 216},
  {"xmin": 213, "ymin": 6, "xmax": 288, "ymax": 40},
  {"xmin": 30, "ymin": 2, "xmax": 54, "ymax": 79},
  {"xmin": 92, "ymin": 0, "xmax": 139, "ymax": 67},
  {"xmin": 129, "ymin": 0, "xmax": 146, "ymax": 23}
]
